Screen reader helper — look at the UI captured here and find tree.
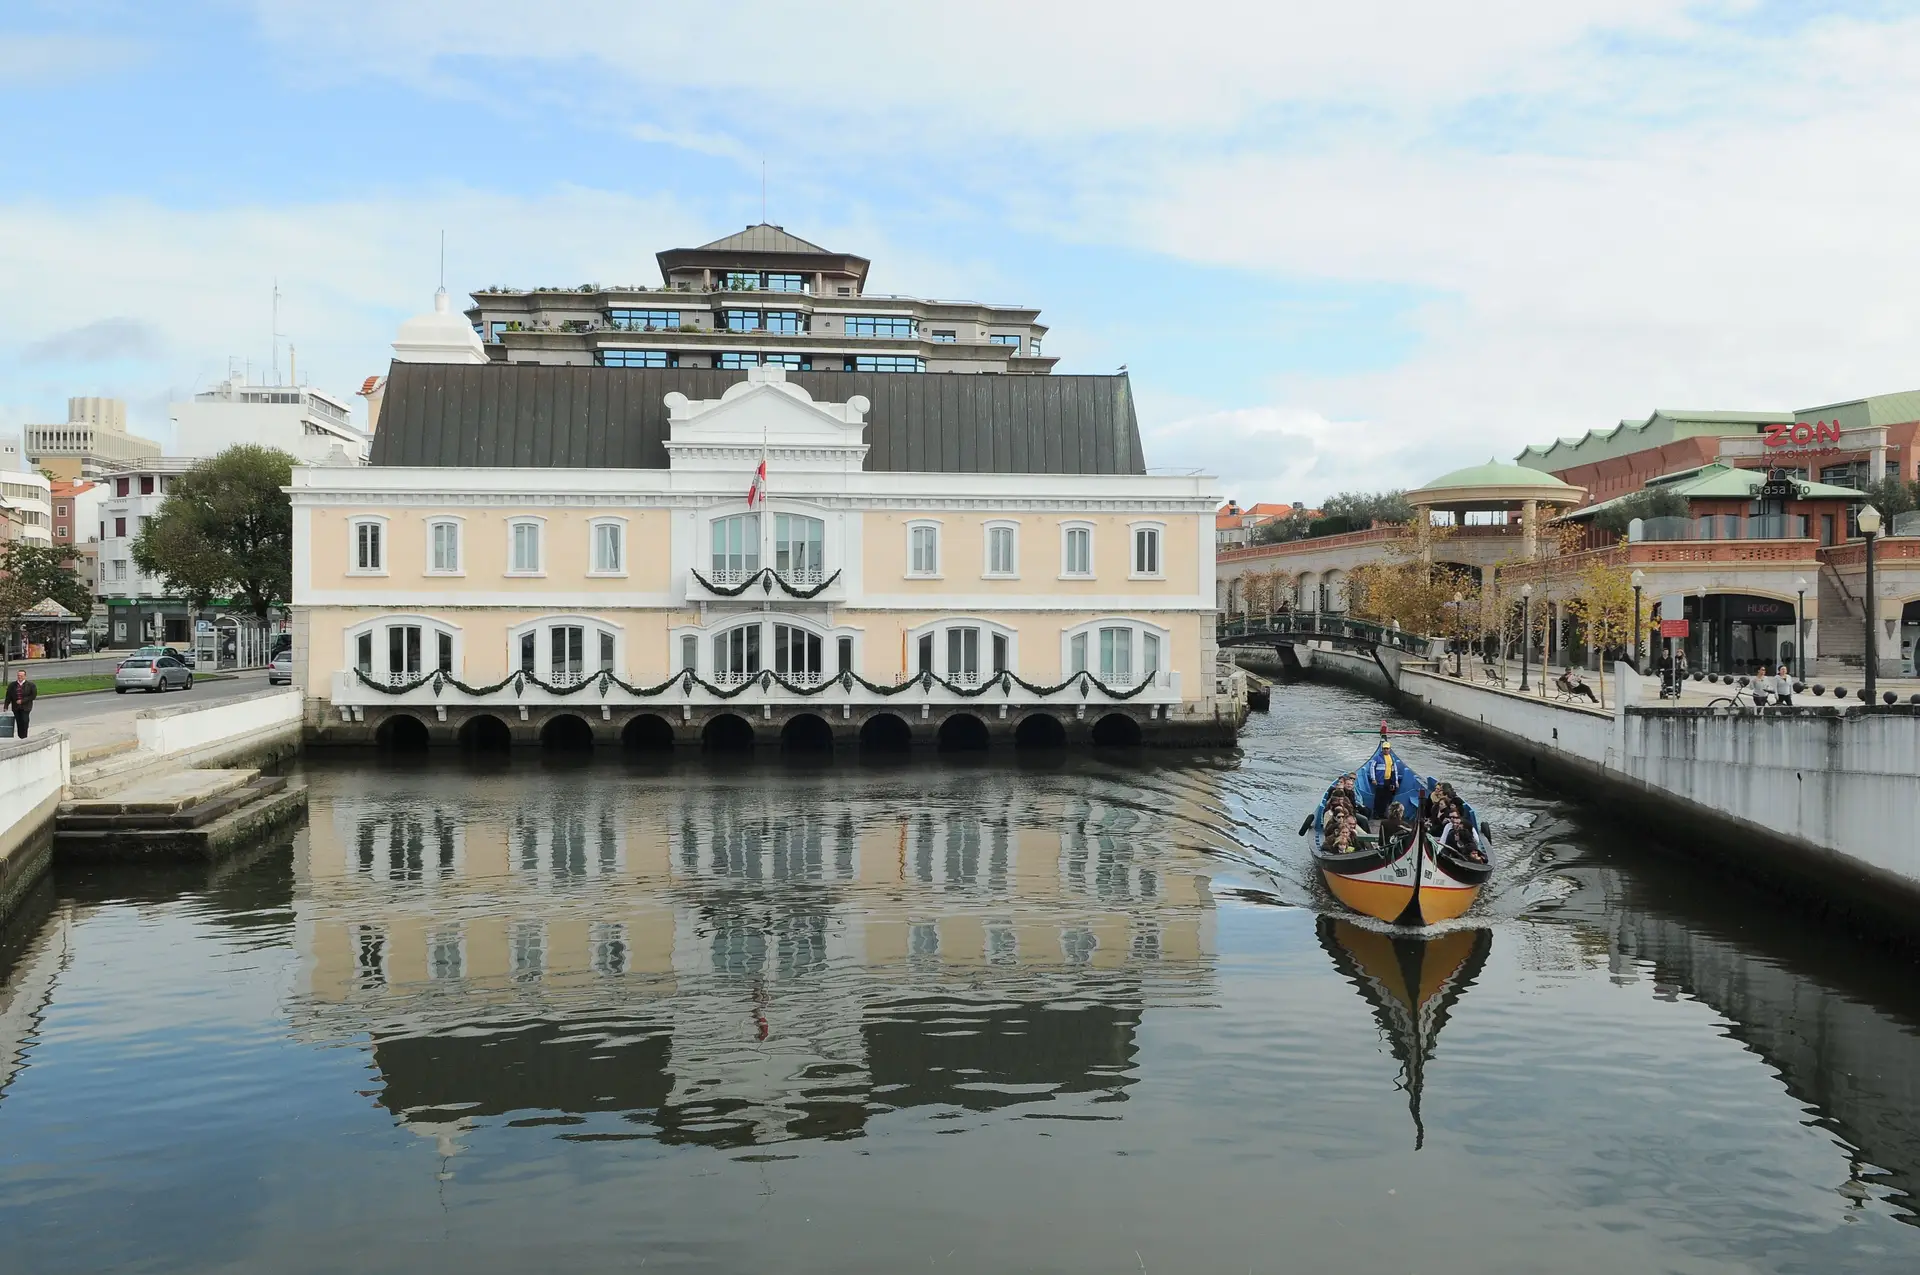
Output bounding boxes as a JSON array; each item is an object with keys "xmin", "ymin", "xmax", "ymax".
[
  {"xmin": 1322, "ymin": 490, "xmax": 1413, "ymax": 527},
  {"xmin": 1592, "ymin": 486, "xmax": 1689, "ymax": 537},
  {"xmin": 1347, "ymin": 523, "xmax": 1473, "ymax": 635},
  {"xmin": 0, "ymin": 539, "xmax": 94, "ymax": 677},
  {"xmin": 1858, "ymin": 473, "xmax": 1918, "ymax": 519},
  {"xmin": 1563, "ymin": 545, "xmax": 1654, "ymax": 707},
  {"xmin": 132, "ymin": 445, "xmax": 297, "ymax": 627}
]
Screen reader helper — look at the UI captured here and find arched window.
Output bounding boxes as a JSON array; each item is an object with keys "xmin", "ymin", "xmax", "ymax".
[
  {"xmin": 773, "ymin": 514, "xmax": 825, "ymax": 583},
  {"xmin": 906, "ymin": 618, "xmax": 1017, "ymax": 685},
  {"xmin": 773, "ymin": 622, "xmax": 824, "ymax": 683},
  {"xmin": 1060, "ymin": 618, "xmax": 1171, "ymax": 689},
  {"xmin": 712, "ymin": 622, "xmax": 761, "ymax": 684},
  {"xmin": 1060, "ymin": 521, "xmax": 1094, "ymax": 578},
  {"xmin": 345, "ymin": 615, "xmax": 462, "ymax": 686},
  {"xmin": 507, "ymin": 617, "xmax": 623, "ymax": 686}
]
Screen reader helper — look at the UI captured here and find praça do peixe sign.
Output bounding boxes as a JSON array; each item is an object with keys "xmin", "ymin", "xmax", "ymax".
[{"xmin": 1763, "ymin": 419, "xmax": 1843, "ymax": 450}]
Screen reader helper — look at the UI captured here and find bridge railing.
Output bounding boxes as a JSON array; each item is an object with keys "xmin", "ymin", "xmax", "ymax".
[{"xmin": 1217, "ymin": 611, "xmax": 1433, "ymax": 654}]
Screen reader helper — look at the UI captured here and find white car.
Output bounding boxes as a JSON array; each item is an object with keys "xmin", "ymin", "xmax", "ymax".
[{"xmin": 267, "ymin": 650, "xmax": 294, "ymax": 685}]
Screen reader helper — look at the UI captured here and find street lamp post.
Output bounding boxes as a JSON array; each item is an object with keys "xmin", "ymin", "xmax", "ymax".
[
  {"xmin": 1793, "ymin": 575, "xmax": 1807, "ymax": 683},
  {"xmin": 1520, "ymin": 583, "xmax": 1534, "ymax": 693},
  {"xmin": 1859, "ymin": 504, "xmax": 1882, "ymax": 704},
  {"xmin": 1453, "ymin": 591, "xmax": 1464, "ymax": 676},
  {"xmin": 1630, "ymin": 569, "xmax": 1645, "ymax": 673},
  {"xmin": 1695, "ymin": 584, "xmax": 1708, "ymax": 676}
]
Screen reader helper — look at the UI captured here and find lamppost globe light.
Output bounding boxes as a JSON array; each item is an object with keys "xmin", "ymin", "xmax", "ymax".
[
  {"xmin": 1521, "ymin": 583, "xmax": 1533, "ymax": 599},
  {"xmin": 1630, "ymin": 569, "xmax": 1645, "ymax": 589},
  {"xmin": 1858, "ymin": 503, "xmax": 1882, "ymax": 536},
  {"xmin": 1794, "ymin": 576, "xmax": 1807, "ymax": 593}
]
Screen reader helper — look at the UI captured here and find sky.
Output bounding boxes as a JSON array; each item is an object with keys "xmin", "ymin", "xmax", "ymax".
[{"xmin": 3, "ymin": 0, "xmax": 1919, "ymax": 503}]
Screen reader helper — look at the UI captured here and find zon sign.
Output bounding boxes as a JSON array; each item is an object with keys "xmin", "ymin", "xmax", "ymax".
[{"xmin": 1763, "ymin": 420, "xmax": 1843, "ymax": 451}]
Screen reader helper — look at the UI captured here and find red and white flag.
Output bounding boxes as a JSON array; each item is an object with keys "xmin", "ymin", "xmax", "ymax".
[{"xmin": 746, "ymin": 458, "xmax": 767, "ymax": 507}]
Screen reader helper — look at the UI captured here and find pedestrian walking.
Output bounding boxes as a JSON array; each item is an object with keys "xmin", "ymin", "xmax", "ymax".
[
  {"xmin": 5, "ymin": 668, "xmax": 37, "ymax": 739},
  {"xmin": 1773, "ymin": 663, "xmax": 1794, "ymax": 707}
]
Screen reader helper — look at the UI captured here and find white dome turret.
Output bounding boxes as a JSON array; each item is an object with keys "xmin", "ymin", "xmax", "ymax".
[{"xmin": 393, "ymin": 287, "xmax": 488, "ymax": 365}]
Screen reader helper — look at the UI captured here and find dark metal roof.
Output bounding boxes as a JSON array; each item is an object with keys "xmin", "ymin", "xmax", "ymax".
[{"xmin": 369, "ymin": 363, "xmax": 1146, "ymax": 475}]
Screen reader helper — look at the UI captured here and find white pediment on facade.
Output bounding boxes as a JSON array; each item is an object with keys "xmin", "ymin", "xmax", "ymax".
[{"xmin": 664, "ymin": 367, "xmax": 869, "ymax": 474}]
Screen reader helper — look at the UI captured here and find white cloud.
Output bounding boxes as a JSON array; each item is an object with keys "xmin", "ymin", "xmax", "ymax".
[{"xmin": 0, "ymin": 188, "xmax": 708, "ymax": 437}]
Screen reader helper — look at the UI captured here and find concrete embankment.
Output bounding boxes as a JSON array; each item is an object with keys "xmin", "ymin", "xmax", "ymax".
[
  {"xmin": 1293, "ymin": 644, "xmax": 1920, "ymax": 940},
  {"xmin": 0, "ymin": 691, "xmax": 306, "ymax": 925}
]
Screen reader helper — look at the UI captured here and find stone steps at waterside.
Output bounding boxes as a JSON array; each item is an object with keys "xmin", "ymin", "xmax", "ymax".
[{"xmin": 54, "ymin": 769, "xmax": 306, "ymax": 862}]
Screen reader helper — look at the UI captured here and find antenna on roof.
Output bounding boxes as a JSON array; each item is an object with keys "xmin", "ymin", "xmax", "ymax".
[
  {"xmin": 439, "ymin": 229, "xmax": 446, "ymax": 289},
  {"xmin": 761, "ymin": 161, "xmax": 767, "ymax": 223},
  {"xmin": 271, "ymin": 280, "xmax": 283, "ymax": 386}
]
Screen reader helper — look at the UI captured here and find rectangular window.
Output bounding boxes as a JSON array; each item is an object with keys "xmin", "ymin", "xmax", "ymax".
[
  {"xmin": 760, "ymin": 353, "xmax": 810, "ymax": 369},
  {"xmin": 593, "ymin": 522, "xmax": 623, "ymax": 573},
  {"xmin": 989, "ymin": 334, "xmax": 1022, "ymax": 349},
  {"xmin": 520, "ymin": 631, "xmax": 536, "ymax": 674},
  {"xmin": 387, "ymin": 625, "xmax": 422, "ymax": 683},
  {"xmin": 930, "ymin": 329, "xmax": 957, "ymax": 342},
  {"xmin": 114, "ymin": 516, "xmax": 127, "ymax": 538},
  {"xmin": 55, "ymin": 504, "xmax": 67, "ymax": 516},
  {"xmin": 597, "ymin": 349, "xmax": 675, "ymax": 367},
  {"xmin": 115, "ymin": 477, "xmax": 130, "ymax": 497},
  {"xmin": 1069, "ymin": 633, "xmax": 1088, "ymax": 675},
  {"xmin": 356, "ymin": 522, "xmax": 382, "ymax": 572},
  {"xmin": 844, "ymin": 315, "xmax": 916, "ymax": 338},
  {"xmin": 599, "ymin": 631, "xmax": 615, "ymax": 673},
  {"xmin": 550, "ymin": 626, "xmax": 584, "ymax": 682},
  {"xmin": 917, "ymin": 633, "xmax": 934, "ymax": 674},
  {"xmin": 909, "ymin": 525, "xmax": 939, "ymax": 575},
  {"xmin": 947, "ymin": 627, "xmax": 980, "ymax": 683},
  {"xmin": 681, "ymin": 634, "xmax": 698, "ymax": 671},
  {"xmin": 846, "ymin": 355, "xmax": 924, "ymax": 372},
  {"xmin": 355, "ymin": 632, "xmax": 373, "ymax": 675},
  {"xmin": 1142, "ymin": 633, "xmax": 1161, "ymax": 683},
  {"xmin": 992, "ymin": 633, "xmax": 1009, "ymax": 674},
  {"xmin": 987, "ymin": 525, "xmax": 1015, "ymax": 575},
  {"xmin": 1134, "ymin": 527, "xmax": 1160, "ymax": 575},
  {"xmin": 712, "ymin": 514, "xmax": 760, "ymax": 580},
  {"xmin": 837, "ymin": 636, "xmax": 854, "ymax": 675},
  {"xmin": 718, "ymin": 351, "xmax": 759, "ymax": 369},
  {"xmin": 140, "ymin": 476, "xmax": 155, "ymax": 495},
  {"xmin": 607, "ymin": 308, "xmax": 681, "ymax": 331},
  {"xmin": 511, "ymin": 522, "xmax": 541, "ymax": 573},
  {"xmin": 766, "ymin": 273, "xmax": 807, "ymax": 293},
  {"xmin": 1064, "ymin": 526, "xmax": 1091, "ymax": 575},
  {"xmin": 437, "ymin": 632, "xmax": 454, "ymax": 674},
  {"xmin": 430, "ymin": 522, "xmax": 459, "ymax": 573},
  {"xmin": 723, "ymin": 309, "xmax": 801, "ymax": 333},
  {"xmin": 723, "ymin": 271, "xmax": 762, "ymax": 290},
  {"xmin": 1099, "ymin": 627, "xmax": 1133, "ymax": 683}
]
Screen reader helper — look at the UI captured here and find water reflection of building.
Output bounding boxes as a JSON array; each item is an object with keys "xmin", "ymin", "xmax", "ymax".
[
  {"xmin": 1567, "ymin": 863, "xmax": 1920, "ymax": 1226},
  {"xmin": 291, "ymin": 773, "xmax": 1216, "ymax": 1148}
]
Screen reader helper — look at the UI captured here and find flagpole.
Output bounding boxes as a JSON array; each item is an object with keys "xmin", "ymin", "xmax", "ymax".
[{"xmin": 759, "ymin": 416, "xmax": 770, "ymax": 576}]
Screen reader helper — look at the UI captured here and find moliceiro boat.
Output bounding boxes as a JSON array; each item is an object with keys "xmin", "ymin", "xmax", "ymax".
[{"xmin": 1307, "ymin": 737, "xmax": 1493, "ymax": 926}]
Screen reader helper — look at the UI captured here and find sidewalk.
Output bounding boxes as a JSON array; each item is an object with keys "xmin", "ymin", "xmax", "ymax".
[{"xmin": 1443, "ymin": 654, "xmax": 1919, "ymax": 706}]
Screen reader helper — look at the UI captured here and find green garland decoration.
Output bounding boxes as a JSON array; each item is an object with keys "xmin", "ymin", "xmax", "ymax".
[
  {"xmin": 688, "ymin": 567, "xmax": 843, "ymax": 599},
  {"xmin": 354, "ymin": 663, "xmax": 1156, "ymax": 703}
]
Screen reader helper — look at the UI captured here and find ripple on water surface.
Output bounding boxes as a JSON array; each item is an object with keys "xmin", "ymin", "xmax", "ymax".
[{"xmin": 0, "ymin": 681, "xmax": 1917, "ymax": 1274}]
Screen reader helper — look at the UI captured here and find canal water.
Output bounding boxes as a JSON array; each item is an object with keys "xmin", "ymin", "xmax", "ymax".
[{"xmin": 3, "ymin": 682, "xmax": 1919, "ymax": 1274}]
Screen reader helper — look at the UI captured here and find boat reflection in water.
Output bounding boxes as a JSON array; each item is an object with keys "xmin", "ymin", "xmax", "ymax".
[
  {"xmin": 1316, "ymin": 916, "xmax": 1491, "ymax": 1149},
  {"xmin": 289, "ymin": 770, "xmax": 1218, "ymax": 1151}
]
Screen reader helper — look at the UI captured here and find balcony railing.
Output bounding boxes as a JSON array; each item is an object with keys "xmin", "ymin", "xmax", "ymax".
[
  {"xmin": 690, "ymin": 567, "xmax": 842, "ymax": 601},
  {"xmin": 1632, "ymin": 514, "xmax": 1810, "ymax": 542}
]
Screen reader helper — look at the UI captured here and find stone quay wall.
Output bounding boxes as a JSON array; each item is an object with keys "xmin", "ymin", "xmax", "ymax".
[
  {"xmin": 1298, "ymin": 644, "xmax": 1920, "ymax": 939},
  {"xmin": 0, "ymin": 735, "xmax": 68, "ymax": 928}
]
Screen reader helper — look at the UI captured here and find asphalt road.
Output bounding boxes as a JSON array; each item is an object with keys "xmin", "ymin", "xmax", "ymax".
[{"xmin": 25, "ymin": 668, "xmax": 277, "ymax": 730}]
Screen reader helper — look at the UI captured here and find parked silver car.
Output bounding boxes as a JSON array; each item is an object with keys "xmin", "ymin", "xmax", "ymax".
[
  {"xmin": 115, "ymin": 654, "xmax": 193, "ymax": 693},
  {"xmin": 267, "ymin": 650, "xmax": 294, "ymax": 685}
]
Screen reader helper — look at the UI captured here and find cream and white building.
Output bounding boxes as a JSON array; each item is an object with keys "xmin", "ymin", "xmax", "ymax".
[{"xmin": 290, "ymin": 353, "xmax": 1232, "ymax": 749}]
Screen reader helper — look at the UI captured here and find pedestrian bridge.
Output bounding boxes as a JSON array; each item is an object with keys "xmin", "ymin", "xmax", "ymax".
[{"xmin": 1217, "ymin": 612, "xmax": 1435, "ymax": 681}]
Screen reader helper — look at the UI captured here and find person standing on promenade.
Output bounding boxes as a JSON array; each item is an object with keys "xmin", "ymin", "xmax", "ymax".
[{"xmin": 5, "ymin": 668, "xmax": 37, "ymax": 739}]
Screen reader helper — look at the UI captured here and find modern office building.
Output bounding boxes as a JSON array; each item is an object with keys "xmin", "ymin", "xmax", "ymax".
[
  {"xmin": 291, "ymin": 359, "xmax": 1231, "ymax": 749},
  {"xmin": 169, "ymin": 375, "xmax": 370, "ymax": 465},
  {"xmin": 465, "ymin": 224, "xmax": 1057, "ymax": 376},
  {"xmin": 23, "ymin": 397, "xmax": 162, "ymax": 480}
]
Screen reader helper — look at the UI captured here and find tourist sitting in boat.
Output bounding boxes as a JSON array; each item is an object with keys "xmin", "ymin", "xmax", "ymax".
[
  {"xmin": 1379, "ymin": 801, "xmax": 1409, "ymax": 844},
  {"xmin": 1440, "ymin": 810, "xmax": 1487, "ymax": 863}
]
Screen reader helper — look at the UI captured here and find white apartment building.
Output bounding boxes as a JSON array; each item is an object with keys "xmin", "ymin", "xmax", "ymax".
[
  {"xmin": 95, "ymin": 457, "xmax": 201, "ymax": 646},
  {"xmin": 170, "ymin": 376, "xmax": 370, "ymax": 465},
  {"xmin": 0, "ymin": 459, "xmax": 53, "ymax": 546}
]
